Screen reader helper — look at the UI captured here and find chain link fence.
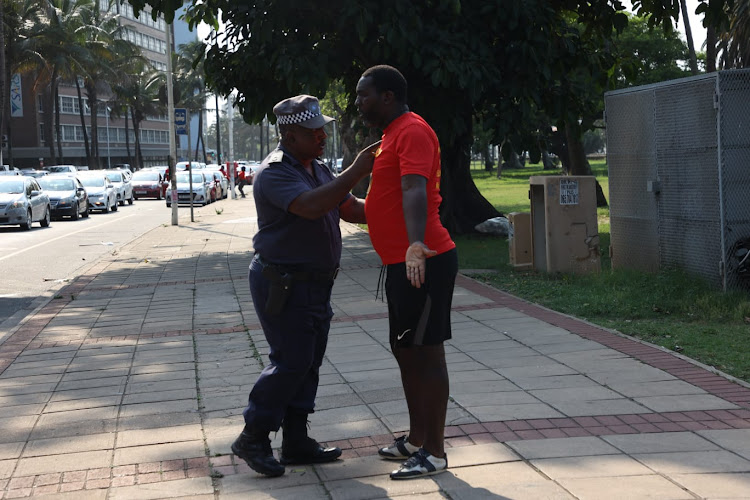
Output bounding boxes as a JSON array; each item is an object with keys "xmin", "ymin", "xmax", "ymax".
[{"xmin": 605, "ymin": 69, "xmax": 750, "ymax": 291}]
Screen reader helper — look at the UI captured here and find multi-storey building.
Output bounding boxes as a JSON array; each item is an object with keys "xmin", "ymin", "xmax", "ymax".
[{"xmin": 3, "ymin": 1, "xmax": 177, "ymax": 169}]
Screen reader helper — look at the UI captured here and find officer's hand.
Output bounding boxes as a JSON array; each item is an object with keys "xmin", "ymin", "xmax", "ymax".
[
  {"xmin": 405, "ymin": 241, "xmax": 437, "ymax": 288},
  {"xmin": 349, "ymin": 141, "xmax": 382, "ymax": 176}
]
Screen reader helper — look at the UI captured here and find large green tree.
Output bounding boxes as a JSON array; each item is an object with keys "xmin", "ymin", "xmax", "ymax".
[{"xmin": 132, "ymin": 0, "xmax": 691, "ymax": 233}]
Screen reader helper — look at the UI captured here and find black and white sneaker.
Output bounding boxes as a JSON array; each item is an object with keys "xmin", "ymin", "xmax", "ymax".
[
  {"xmin": 378, "ymin": 435, "xmax": 419, "ymax": 460},
  {"xmin": 390, "ymin": 448, "xmax": 447, "ymax": 480}
]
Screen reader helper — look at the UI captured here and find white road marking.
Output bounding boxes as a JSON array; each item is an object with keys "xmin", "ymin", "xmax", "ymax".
[{"xmin": 0, "ymin": 214, "xmax": 139, "ymax": 263}]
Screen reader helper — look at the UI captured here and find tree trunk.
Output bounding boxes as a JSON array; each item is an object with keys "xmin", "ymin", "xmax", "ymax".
[
  {"xmin": 483, "ymin": 143, "xmax": 494, "ymax": 171},
  {"xmin": 86, "ymin": 83, "xmax": 99, "ymax": 169},
  {"xmin": 563, "ymin": 121, "xmax": 608, "ymax": 207},
  {"xmin": 4, "ymin": 66, "xmax": 13, "ymax": 165},
  {"xmin": 706, "ymin": 25, "xmax": 717, "ymax": 73},
  {"xmin": 125, "ymin": 106, "xmax": 133, "ymax": 167},
  {"xmin": 131, "ymin": 107, "xmax": 143, "ymax": 170},
  {"xmin": 194, "ymin": 108, "xmax": 203, "ymax": 161},
  {"xmin": 0, "ymin": 0, "xmax": 5, "ymax": 168},
  {"xmin": 75, "ymin": 78, "xmax": 92, "ymax": 166},
  {"xmin": 439, "ymin": 127, "xmax": 503, "ymax": 235},
  {"xmin": 681, "ymin": 0, "xmax": 700, "ymax": 75},
  {"xmin": 44, "ymin": 74, "xmax": 58, "ymax": 165},
  {"xmin": 55, "ymin": 84, "xmax": 63, "ymax": 163}
]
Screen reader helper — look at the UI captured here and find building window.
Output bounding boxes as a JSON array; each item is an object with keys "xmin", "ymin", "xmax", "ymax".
[
  {"xmin": 37, "ymin": 94, "xmax": 44, "ymax": 113},
  {"xmin": 39, "ymin": 124, "xmax": 45, "ymax": 145}
]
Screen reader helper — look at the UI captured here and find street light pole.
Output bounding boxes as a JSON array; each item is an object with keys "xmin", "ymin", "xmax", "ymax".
[
  {"xmin": 166, "ymin": 22, "xmax": 178, "ymax": 226},
  {"xmin": 106, "ymin": 106, "xmax": 111, "ymax": 169}
]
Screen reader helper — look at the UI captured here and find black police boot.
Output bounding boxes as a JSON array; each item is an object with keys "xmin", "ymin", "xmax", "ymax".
[
  {"xmin": 231, "ymin": 426, "xmax": 285, "ymax": 477},
  {"xmin": 280, "ymin": 412, "xmax": 342, "ymax": 465}
]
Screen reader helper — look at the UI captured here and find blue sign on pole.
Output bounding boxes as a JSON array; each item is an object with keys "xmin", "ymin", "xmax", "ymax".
[{"xmin": 175, "ymin": 108, "xmax": 188, "ymax": 135}]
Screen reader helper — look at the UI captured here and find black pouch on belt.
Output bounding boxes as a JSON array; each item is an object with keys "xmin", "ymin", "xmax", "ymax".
[{"xmin": 262, "ymin": 266, "xmax": 294, "ymax": 315}]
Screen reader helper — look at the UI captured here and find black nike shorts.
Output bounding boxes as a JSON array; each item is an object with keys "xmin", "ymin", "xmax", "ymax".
[{"xmin": 385, "ymin": 248, "xmax": 458, "ymax": 350}]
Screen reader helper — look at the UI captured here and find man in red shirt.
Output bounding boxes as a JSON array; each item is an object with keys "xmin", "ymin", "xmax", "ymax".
[{"xmin": 357, "ymin": 65, "xmax": 457, "ymax": 480}]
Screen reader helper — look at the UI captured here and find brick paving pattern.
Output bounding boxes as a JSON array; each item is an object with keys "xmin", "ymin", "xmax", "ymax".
[{"xmin": 1, "ymin": 197, "xmax": 749, "ymax": 499}]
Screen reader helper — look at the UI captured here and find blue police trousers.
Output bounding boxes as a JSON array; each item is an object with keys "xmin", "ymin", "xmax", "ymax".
[{"xmin": 243, "ymin": 257, "xmax": 333, "ymax": 431}]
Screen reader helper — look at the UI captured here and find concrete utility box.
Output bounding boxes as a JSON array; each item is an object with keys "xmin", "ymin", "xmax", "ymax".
[
  {"xmin": 529, "ymin": 176, "xmax": 601, "ymax": 274},
  {"xmin": 605, "ymin": 69, "xmax": 750, "ymax": 290},
  {"xmin": 508, "ymin": 212, "xmax": 533, "ymax": 270}
]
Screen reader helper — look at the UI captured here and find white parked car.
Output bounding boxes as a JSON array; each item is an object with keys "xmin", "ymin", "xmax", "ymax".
[
  {"xmin": 166, "ymin": 172, "xmax": 211, "ymax": 207},
  {"xmin": 44, "ymin": 165, "xmax": 78, "ymax": 174},
  {"xmin": 0, "ymin": 176, "xmax": 51, "ymax": 230},
  {"xmin": 78, "ymin": 172, "xmax": 118, "ymax": 213},
  {"xmin": 105, "ymin": 169, "xmax": 134, "ymax": 206}
]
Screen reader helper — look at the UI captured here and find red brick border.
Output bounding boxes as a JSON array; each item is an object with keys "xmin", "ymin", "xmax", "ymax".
[{"xmin": 6, "ymin": 408, "xmax": 750, "ymax": 496}]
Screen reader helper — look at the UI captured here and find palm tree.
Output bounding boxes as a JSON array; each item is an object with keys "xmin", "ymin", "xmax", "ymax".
[
  {"xmin": 21, "ymin": 0, "xmax": 92, "ymax": 164},
  {"xmin": 4, "ymin": 0, "xmax": 44, "ymax": 165},
  {"xmin": 76, "ymin": 1, "xmax": 143, "ymax": 168},
  {"xmin": 113, "ymin": 65, "xmax": 164, "ymax": 169},
  {"xmin": 680, "ymin": 0, "xmax": 700, "ymax": 74},
  {"xmin": 718, "ymin": 0, "xmax": 750, "ymax": 68}
]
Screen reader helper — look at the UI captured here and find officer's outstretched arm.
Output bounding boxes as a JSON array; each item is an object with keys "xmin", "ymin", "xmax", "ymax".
[
  {"xmin": 288, "ymin": 141, "xmax": 380, "ymax": 220},
  {"xmin": 339, "ymin": 196, "xmax": 366, "ymax": 223}
]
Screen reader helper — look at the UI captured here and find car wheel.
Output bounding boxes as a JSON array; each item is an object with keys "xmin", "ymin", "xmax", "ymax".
[
  {"xmin": 82, "ymin": 203, "xmax": 90, "ymax": 218},
  {"xmin": 112, "ymin": 200, "xmax": 118, "ymax": 211},
  {"xmin": 118, "ymin": 199, "xmax": 124, "ymax": 206},
  {"xmin": 166, "ymin": 202, "xmax": 171, "ymax": 208},
  {"xmin": 40, "ymin": 206, "xmax": 51, "ymax": 227},
  {"xmin": 128, "ymin": 195, "xmax": 134, "ymax": 205},
  {"xmin": 157, "ymin": 191, "xmax": 162, "ymax": 200},
  {"xmin": 71, "ymin": 202, "xmax": 80, "ymax": 221},
  {"xmin": 21, "ymin": 209, "xmax": 32, "ymax": 230}
]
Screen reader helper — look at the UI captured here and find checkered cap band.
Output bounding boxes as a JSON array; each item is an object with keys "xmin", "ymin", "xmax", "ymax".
[{"xmin": 276, "ymin": 108, "xmax": 320, "ymax": 125}]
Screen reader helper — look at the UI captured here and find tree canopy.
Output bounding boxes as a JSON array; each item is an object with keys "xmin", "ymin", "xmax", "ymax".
[{"xmin": 126, "ymin": 0, "xmax": 698, "ymax": 232}]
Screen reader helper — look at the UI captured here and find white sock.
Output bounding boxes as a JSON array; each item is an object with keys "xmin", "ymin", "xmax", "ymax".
[
  {"xmin": 404, "ymin": 439, "xmax": 419, "ymax": 454},
  {"xmin": 424, "ymin": 451, "xmax": 447, "ymax": 468}
]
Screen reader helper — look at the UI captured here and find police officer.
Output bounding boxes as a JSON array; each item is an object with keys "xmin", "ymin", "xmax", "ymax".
[{"xmin": 231, "ymin": 94, "xmax": 380, "ymax": 477}]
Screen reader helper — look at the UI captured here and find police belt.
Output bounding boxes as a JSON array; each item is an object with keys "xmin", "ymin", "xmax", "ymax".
[{"xmin": 255, "ymin": 254, "xmax": 339, "ymax": 283}]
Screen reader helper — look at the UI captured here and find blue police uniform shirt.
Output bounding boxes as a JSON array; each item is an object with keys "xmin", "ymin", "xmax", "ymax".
[{"xmin": 252, "ymin": 146, "xmax": 351, "ymax": 272}]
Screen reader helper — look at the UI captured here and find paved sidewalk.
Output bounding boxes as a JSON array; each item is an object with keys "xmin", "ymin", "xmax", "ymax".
[{"xmin": 1, "ymin": 194, "xmax": 750, "ymax": 499}]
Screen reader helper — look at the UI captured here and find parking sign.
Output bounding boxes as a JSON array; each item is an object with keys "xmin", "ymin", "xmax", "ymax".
[{"xmin": 175, "ymin": 108, "xmax": 188, "ymax": 135}]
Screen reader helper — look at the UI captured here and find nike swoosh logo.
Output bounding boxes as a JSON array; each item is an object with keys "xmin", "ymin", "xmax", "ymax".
[{"xmin": 397, "ymin": 329, "xmax": 411, "ymax": 341}]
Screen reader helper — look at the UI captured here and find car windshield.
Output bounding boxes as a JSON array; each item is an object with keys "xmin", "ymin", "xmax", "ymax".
[
  {"xmin": 46, "ymin": 166, "xmax": 71, "ymax": 173},
  {"xmin": 106, "ymin": 172, "xmax": 123, "ymax": 182},
  {"xmin": 176, "ymin": 173, "xmax": 203, "ymax": 184},
  {"xmin": 38, "ymin": 178, "xmax": 75, "ymax": 191},
  {"xmin": 0, "ymin": 179, "xmax": 24, "ymax": 193},
  {"xmin": 79, "ymin": 176, "xmax": 105, "ymax": 188},
  {"xmin": 133, "ymin": 171, "xmax": 159, "ymax": 181}
]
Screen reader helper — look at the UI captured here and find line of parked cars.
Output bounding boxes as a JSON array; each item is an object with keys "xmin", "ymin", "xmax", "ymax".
[{"xmin": 0, "ymin": 165, "xmax": 140, "ymax": 230}]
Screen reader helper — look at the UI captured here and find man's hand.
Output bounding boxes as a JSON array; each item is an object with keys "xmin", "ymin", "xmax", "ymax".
[{"xmin": 405, "ymin": 241, "xmax": 437, "ymax": 288}]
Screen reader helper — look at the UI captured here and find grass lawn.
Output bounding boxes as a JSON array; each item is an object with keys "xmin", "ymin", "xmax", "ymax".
[{"xmin": 457, "ymin": 160, "xmax": 750, "ymax": 382}]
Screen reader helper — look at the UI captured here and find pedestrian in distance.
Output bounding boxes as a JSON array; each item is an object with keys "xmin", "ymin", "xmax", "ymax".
[
  {"xmin": 356, "ymin": 65, "xmax": 458, "ymax": 480},
  {"xmin": 231, "ymin": 94, "xmax": 380, "ymax": 477},
  {"xmin": 237, "ymin": 166, "xmax": 247, "ymax": 197}
]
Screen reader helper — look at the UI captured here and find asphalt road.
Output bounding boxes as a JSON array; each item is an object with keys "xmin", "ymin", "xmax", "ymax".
[{"xmin": 0, "ymin": 198, "xmax": 175, "ymax": 339}]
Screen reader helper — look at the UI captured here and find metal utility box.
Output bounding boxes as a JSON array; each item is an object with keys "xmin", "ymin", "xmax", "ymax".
[
  {"xmin": 529, "ymin": 176, "xmax": 601, "ymax": 274},
  {"xmin": 605, "ymin": 70, "xmax": 750, "ymax": 290},
  {"xmin": 508, "ymin": 212, "xmax": 533, "ymax": 270}
]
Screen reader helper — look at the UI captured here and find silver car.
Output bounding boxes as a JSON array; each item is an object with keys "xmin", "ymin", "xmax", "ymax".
[
  {"xmin": 78, "ymin": 172, "xmax": 118, "ymax": 213},
  {"xmin": 166, "ymin": 172, "xmax": 210, "ymax": 207},
  {"xmin": 105, "ymin": 170, "xmax": 134, "ymax": 206},
  {"xmin": 0, "ymin": 176, "xmax": 51, "ymax": 230}
]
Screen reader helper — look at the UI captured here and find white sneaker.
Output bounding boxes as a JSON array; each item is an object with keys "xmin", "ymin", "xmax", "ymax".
[
  {"xmin": 378, "ymin": 435, "xmax": 419, "ymax": 460},
  {"xmin": 390, "ymin": 448, "xmax": 447, "ymax": 480}
]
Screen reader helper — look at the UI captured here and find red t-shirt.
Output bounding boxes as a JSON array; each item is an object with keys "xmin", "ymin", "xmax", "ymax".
[{"xmin": 365, "ymin": 112, "xmax": 455, "ymax": 265}]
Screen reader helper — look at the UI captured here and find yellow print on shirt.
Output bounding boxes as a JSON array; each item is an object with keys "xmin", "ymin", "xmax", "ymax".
[{"xmin": 435, "ymin": 164, "xmax": 441, "ymax": 190}]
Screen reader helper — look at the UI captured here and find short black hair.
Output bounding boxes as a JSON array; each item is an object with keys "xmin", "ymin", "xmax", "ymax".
[{"xmin": 362, "ymin": 65, "xmax": 407, "ymax": 103}]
